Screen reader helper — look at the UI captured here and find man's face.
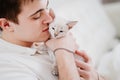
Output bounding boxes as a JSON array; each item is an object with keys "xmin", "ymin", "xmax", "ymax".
[{"xmin": 10, "ymin": 0, "xmax": 53, "ymax": 43}]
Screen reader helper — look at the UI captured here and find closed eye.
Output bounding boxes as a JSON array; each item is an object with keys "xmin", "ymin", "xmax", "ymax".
[
  {"xmin": 32, "ymin": 12, "xmax": 41, "ymax": 20},
  {"xmin": 33, "ymin": 16, "xmax": 40, "ymax": 20}
]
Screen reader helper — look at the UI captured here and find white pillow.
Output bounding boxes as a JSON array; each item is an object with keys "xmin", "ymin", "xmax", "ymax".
[{"xmin": 50, "ymin": 0, "xmax": 117, "ymax": 66}]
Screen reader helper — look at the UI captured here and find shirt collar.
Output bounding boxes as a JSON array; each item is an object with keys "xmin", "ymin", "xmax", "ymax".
[{"xmin": 0, "ymin": 38, "xmax": 37, "ymax": 55}]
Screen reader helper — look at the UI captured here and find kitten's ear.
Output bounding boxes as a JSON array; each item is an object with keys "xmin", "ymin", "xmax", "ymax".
[
  {"xmin": 67, "ymin": 21, "xmax": 78, "ymax": 29},
  {"xmin": 49, "ymin": 8, "xmax": 55, "ymax": 19}
]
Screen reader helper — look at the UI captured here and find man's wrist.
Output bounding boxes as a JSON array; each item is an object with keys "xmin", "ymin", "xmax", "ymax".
[{"xmin": 53, "ymin": 48, "xmax": 74, "ymax": 55}]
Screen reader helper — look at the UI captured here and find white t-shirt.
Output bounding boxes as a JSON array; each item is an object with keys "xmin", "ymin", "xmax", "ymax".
[{"xmin": 0, "ymin": 39, "xmax": 58, "ymax": 80}]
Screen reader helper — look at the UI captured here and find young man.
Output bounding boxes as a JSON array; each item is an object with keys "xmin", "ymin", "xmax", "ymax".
[{"xmin": 0, "ymin": 0, "xmax": 105, "ymax": 80}]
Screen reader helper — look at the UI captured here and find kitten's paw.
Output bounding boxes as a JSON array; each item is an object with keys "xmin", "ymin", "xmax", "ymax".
[{"xmin": 51, "ymin": 68, "xmax": 59, "ymax": 76}]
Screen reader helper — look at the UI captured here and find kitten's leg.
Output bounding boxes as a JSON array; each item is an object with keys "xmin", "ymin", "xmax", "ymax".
[
  {"xmin": 48, "ymin": 48, "xmax": 59, "ymax": 76},
  {"xmin": 49, "ymin": 52, "xmax": 59, "ymax": 76},
  {"xmin": 52, "ymin": 60, "xmax": 59, "ymax": 76}
]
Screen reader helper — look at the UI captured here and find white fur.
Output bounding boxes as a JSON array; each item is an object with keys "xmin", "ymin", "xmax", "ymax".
[
  {"xmin": 49, "ymin": 17, "xmax": 69, "ymax": 39},
  {"xmin": 31, "ymin": 42, "xmax": 48, "ymax": 55}
]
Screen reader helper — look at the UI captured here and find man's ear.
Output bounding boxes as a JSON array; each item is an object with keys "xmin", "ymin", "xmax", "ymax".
[
  {"xmin": 0, "ymin": 18, "xmax": 14, "ymax": 32},
  {"xmin": 66, "ymin": 21, "xmax": 78, "ymax": 29},
  {"xmin": 0, "ymin": 18, "xmax": 9, "ymax": 30}
]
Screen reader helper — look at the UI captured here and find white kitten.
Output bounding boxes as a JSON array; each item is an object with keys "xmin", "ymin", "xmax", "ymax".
[
  {"xmin": 32, "ymin": 16, "xmax": 78, "ymax": 76},
  {"xmin": 49, "ymin": 17, "xmax": 77, "ymax": 39},
  {"xmin": 48, "ymin": 17, "xmax": 78, "ymax": 76}
]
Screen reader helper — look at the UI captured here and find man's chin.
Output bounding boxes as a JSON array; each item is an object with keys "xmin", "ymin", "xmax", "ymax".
[{"xmin": 44, "ymin": 35, "xmax": 51, "ymax": 42}]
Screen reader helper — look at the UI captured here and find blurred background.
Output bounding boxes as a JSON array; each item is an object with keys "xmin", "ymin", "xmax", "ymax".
[{"xmin": 101, "ymin": 0, "xmax": 120, "ymax": 3}]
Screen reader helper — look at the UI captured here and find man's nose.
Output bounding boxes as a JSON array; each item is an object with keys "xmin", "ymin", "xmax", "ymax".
[{"xmin": 42, "ymin": 11, "xmax": 53, "ymax": 24}]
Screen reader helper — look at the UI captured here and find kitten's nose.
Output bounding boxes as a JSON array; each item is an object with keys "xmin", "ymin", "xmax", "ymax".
[{"xmin": 54, "ymin": 33, "xmax": 58, "ymax": 37}]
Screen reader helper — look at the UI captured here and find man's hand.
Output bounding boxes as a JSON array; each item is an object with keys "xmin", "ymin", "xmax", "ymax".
[{"xmin": 45, "ymin": 32, "xmax": 79, "ymax": 52}]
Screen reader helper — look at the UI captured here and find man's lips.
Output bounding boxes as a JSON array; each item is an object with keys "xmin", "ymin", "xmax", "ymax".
[{"xmin": 43, "ymin": 28, "xmax": 49, "ymax": 32}]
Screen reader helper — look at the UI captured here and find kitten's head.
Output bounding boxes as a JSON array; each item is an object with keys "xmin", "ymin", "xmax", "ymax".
[{"xmin": 49, "ymin": 17, "xmax": 77, "ymax": 39}]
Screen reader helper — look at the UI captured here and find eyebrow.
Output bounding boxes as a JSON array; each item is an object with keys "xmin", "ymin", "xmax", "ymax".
[
  {"xmin": 30, "ymin": 9, "xmax": 44, "ymax": 17},
  {"xmin": 30, "ymin": 0, "xmax": 49, "ymax": 17}
]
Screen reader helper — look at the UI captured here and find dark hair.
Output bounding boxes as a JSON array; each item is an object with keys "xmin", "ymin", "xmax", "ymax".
[{"xmin": 0, "ymin": 0, "xmax": 33, "ymax": 30}]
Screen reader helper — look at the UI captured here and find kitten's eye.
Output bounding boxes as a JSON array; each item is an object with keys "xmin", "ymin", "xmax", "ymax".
[
  {"xmin": 52, "ymin": 27, "xmax": 55, "ymax": 30},
  {"xmin": 60, "ymin": 31, "xmax": 63, "ymax": 32}
]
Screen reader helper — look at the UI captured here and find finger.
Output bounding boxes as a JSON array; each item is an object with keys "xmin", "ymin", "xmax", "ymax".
[
  {"xmin": 75, "ymin": 59, "xmax": 91, "ymax": 71},
  {"xmin": 78, "ymin": 68, "xmax": 89, "ymax": 80},
  {"xmin": 75, "ymin": 50, "xmax": 91, "ymax": 63}
]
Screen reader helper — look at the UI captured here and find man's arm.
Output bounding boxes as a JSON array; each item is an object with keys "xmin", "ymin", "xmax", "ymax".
[{"xmin": 55, "ymin": 50, "xmax": 80, "ymax": 80}]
